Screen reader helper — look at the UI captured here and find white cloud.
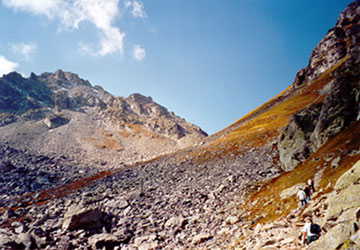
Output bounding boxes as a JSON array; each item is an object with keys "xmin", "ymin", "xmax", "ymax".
[
  {"xmin": 125, "ymin": 0, "xmax": 146, "ymax": 19},
  {"xmin": 70, "ymin": 0, "xmax": 126, "ymax": 56},
  {"xmin": 132, "ymin": 1, "xmax": 146, "ymax": 18},
  {"xmin": 133, "ymin": 44, "xmax": 146, "ymax": 62},
  {"xmin": 0, "ymin": 55, "xmax": 19, "ymax": 76},
  {"xmin": 3, "ymin": 0, "xmax": 129, "ymax": 56},
  {"xmin": 11, "ymin": 42, "xmax": 37, "ymax": 61},
  {"xmin": 2, "ymin": 0, "xmax": 61, "ymax": 19}
]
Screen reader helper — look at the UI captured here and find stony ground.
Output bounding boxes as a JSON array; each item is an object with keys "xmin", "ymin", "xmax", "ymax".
[
  {"xmin": 2, "ymin": 141, "xmax": 359, "ymax": 250},
  {"xmin": 234, "ymin": 159, "xmax": 360, "ymax": 250},
  {"xmin": 0, "ymin": 140, "xmax": 282, "ymax": 250},
  {"xmin": 0, "ymin": 108, "xmax": 189, "ymax": 168}
]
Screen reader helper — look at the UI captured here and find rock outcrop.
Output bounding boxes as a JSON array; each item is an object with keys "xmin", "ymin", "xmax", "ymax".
[
  {"xmin": 278, "ymin": 0, "xmax": 360, "ymax": 171},
  {"xmin": 308, "ymin": 160, "xmax": 360, "ymax": 249}
]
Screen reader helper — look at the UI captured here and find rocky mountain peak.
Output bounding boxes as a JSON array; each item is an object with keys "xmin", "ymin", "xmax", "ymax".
[
  {"xmin": 336, "ymin": 0, "xmax": 360, "ymax": 27},
  {"xmin": 294, "ymin": 0, "xmax": 360, "ymax": 86},
  {"xmin": 0, "ymin": 70, "xmax": 207, "ymax": 165},
  {"xmin": 2, "ymin": 71, "xmax": 24, "ymax": 83},
  {"xmin": 38, "ymin": 69, "xmax": 92, "ymax": 89},
  {"xmin": 128, "ymin": 93, "xmax": 153, "ymax": 105}
]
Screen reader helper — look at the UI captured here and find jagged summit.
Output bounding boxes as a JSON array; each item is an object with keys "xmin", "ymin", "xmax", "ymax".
[
  {"xmin": 294, "ymin": 0, "xmax": 360, "ymax": 86},
  {"xmin": 38, "ymin": 69, "xmax": 92, "ymax": 88},
  {"xmin": 0, "ymin": 70, "xmax": 207, "ymax": 165}
]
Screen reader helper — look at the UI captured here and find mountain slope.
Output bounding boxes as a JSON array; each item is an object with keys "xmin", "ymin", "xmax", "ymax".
[{"xmin": 0, "ymin": 70, "xmax": 207, "ymax": 166}]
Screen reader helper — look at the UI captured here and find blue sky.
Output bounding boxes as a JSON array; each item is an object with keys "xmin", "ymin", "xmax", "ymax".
[{"xmin": 0, "ymin": 0, "xmax": 353, "ymax": 135}]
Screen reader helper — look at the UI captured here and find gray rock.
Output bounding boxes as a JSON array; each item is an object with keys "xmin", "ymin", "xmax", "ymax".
[
  {"xmin": 192, "ymin": 233, "xmax": 212, "ymax": 245},
  {"xmin": 164, "ymin": 216, "xmax": 186, "ymax": 229},
  {"xmin": 134, "ymin": 234, "xmax": 157, "ymax": 247},
  {"xmin": 280, "ymin": 183, "xmax": 306, "ymax": 199},
  {"xmin": 308, "ymin": 223, "xmax": 352, "ymax": 250},
  {"xmin": 30, "ymin": 228, "xmax": 48, "ymax": 248},
  {"xmin": 104, "ymin": 198, "xmax": 129, "ymax": 210},
  {"xmin": 225, "ymin": 215, "xmax": 241, "ymax": 225},
  {"xmin": 335, "ymin": 160, "xmax": 360, "ymax": 191},
  {"xmin": 0, "ymin": 229, "xmax": 15, "ymax": 249},
  {"xmin": 12, "ymin": 222, "xmax": 24, "ymax": 234},
  {"xmin": 88, "ymin": 233, "xmax": 122, "ymax": 250},
  {"xmin": 62, "ymin": 205, "xmax": 104, "ymax": 231},
  {"xmin": 331, "ymin": 156, "xmax": 342, "ymax": 169},
  {"xmin": 325, "ymin": 184, "xmax": 360, "ymax": 221},
  {"xmin": 350, "ymin": 230, "xmax": 360, "ymax": 247},
  {"xmin": 0, "ymin": 160, "xmax": 15, "ymax": 173},
  {"xmin": 43, "ymin": 114, "xmax": 70, "ymax": 129}
]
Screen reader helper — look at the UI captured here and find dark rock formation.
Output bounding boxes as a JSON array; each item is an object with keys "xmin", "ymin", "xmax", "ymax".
[
  {"xmin": 279, "ymin": 0, "xmax": 360, "ymax": 171},
  {"xmin": 43, "ymin": 113, "xmax": 70, "ymax": 129},
  {"xmin": 294, "ymin": 0, "xmax": 360, "ymax": 86},
  {"xmin": 62, "ymin": 206, "xmax": 105, "ymax": 231}
]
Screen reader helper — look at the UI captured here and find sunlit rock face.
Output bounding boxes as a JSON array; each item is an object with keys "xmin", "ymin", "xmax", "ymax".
[
  {"xmin": 279, "ymin": 0, "xmax": 360, "ymax": 171},
  {"xmin": 0, "ymin": 69, "xmax": 207, "ymax": 165}
]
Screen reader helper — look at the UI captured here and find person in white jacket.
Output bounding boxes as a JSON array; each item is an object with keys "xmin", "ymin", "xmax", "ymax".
[
  {"xmin": 297, "ymin": 187, "xmax": 307, "ymax": 207},
  {"xmin": 301, "ymin": 217, "xmax": 320, "ymax": 245}
]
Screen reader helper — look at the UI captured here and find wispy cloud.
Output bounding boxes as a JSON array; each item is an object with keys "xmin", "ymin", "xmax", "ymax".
[
  {"xmin": 11, "ymin": 42, "xmax": 37, "ymax": 61},
  {"xmin": 0, "ymin": 55, "xmax": 19, "ymax": 76},
  {"xmin": 133, "ymin": 44, "xmax": 146, "ymax": 62},
  {"xmin": 2, "ymin": 0, "xmax": 147, "ymax": 57},
  {"xmin": 125, "ymin": 0, "xmax": 147, "ymax": 19}
]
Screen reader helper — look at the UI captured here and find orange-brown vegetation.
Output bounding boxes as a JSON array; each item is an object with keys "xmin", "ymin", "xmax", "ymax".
[
  {"xmin": 244, "ymin": 120, "xmax": 360, "ymax": 226},
  {"xmin": 117, "ymin": 129, "xmax": 132, "ymax": 138},
  {"xmin": 123, "ymin": 123, "xmax": 167, "ymax": 141},
  {"xmin": 190, "ymin": 55, "xmax": 350, "ymax": 165},
  {"xmin": 84, "ymin": 129, "xmax": 123, "ymax": 151},
  {"xmin": 0, "ymin": 170, "xmax": 114, "ymax": 215}
]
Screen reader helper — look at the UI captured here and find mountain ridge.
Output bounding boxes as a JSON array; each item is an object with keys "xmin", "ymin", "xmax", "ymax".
[{"xmin": 0, "ymin": 69, "xmax": 207, "ymax": 166}]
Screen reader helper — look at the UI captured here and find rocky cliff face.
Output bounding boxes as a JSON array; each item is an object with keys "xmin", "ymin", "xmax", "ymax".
[
  {"xmin": 278, "ymin": 0, "xmax": 360, "ymax": 171},
  {"xmin": 0, "ymin": 70, "xmax": 207, "ymax": 165}
]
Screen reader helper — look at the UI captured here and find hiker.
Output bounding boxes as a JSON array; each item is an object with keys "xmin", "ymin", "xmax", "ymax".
[
  {"xmin": 304, "ymin": 185, "xmax": 311, "ymax": 203},
  {"xmin": 297, "ymin": 187, "xmax": 307, "ymax": 207},
  {"xmin": 308, "ymin": 179, "xmax": 315, "ymax": 192},
  {"xmin": 301, "ymin": 217, "xmax": 320, "ymax": 245}
]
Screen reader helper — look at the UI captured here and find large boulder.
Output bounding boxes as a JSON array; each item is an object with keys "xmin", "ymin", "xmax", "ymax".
[
  {"xmin": 88, "ymin": 233, "xmax": 122, "ymax": 250},
  {"xmin": 335, "ymin": 160, "xmax": 360, "ymax": 191},
  {"xmin": 43, "ymin": 113, "xmax": 70, "ymax": 129},
  {"xmin": 310, "ymin": 159, "xmax": 360, "ymax": 249},
  {"xmin": 308, "ymin": 223, "xmax": 352, "ymax": 250},
  {"xmin": 280, "ymin": 183, "xmax": 306, "ymax": 199},
  {"xmin": 0, "ymin": 160, "xmax": 15, "ymax": 173},
  {"xmin": 325, "ymin": 184, "xmax": 360, "ymax": 221},
  {"xmin": 62, "ymin": 206, "xmax": 105, "ymax": 231},
  {"xmin": 278, "ymin": 105, "xmax": 320, "ymax": 171}
]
